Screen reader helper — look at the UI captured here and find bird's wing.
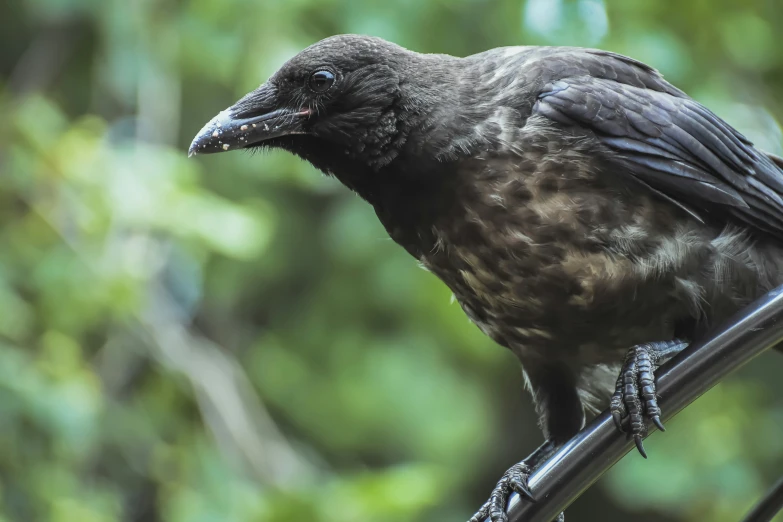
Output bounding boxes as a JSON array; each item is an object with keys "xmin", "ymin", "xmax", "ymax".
[{"xmin": 533, "ymin": 74, "xmax": 783, "ymax": 237}]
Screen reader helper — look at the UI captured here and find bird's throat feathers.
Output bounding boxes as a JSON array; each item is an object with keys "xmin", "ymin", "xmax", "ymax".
[{"xmin": 278, "ymin": 129, "xmax": 454, "ymax": 256}]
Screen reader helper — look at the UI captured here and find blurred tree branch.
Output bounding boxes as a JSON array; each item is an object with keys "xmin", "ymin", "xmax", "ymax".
[{"xmin": 7, "ymin": 23, "xmax": 75, "ymax": 95}]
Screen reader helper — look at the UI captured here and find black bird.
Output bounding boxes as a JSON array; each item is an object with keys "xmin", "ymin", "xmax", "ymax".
[{"xmin": 189, "ymin": 35, "xmax": 783, "ymax": 521}]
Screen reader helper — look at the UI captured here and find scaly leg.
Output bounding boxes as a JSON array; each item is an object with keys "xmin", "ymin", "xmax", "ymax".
[
  {"xmin": 610, "ymin": 340, "xmax": 688, "ymax": 458},
  {"xmin": 469, "ymin": 363, "xmax": 583, "ymax": 522}
]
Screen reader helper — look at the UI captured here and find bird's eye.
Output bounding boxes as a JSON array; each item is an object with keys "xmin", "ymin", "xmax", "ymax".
[{"xmin": 308, "ymin": 70, "xmax": 335, "ymax": 93}]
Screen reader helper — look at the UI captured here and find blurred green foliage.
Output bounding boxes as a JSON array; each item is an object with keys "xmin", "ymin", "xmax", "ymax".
[{"xmin": 1, "ymin": 0, "xmax": 783, "ymax": 521}]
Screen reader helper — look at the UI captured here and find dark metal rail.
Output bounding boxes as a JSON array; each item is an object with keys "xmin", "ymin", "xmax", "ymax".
[
  {"xmin": 742, "ymin": 476, "xmax": 783, "ymax": 522},
  {"xmin": 489, "ymin": 285, "xmax": 783, "ymax": 522}
]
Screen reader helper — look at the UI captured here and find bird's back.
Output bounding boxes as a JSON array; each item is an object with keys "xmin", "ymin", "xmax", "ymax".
[{"xmin": 454, "ymin": 46, "xmax": 783, "ymax": 236}]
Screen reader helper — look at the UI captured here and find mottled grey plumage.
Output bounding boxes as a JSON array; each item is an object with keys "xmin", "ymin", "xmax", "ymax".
[{"xmin": 189, "ymin": 35, "xmax": 783, "ymax": 522}]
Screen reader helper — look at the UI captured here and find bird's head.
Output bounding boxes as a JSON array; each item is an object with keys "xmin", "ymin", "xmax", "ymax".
[{"xmin": 189, "ymin": 35, "xmax": 444, "ymax": 180}]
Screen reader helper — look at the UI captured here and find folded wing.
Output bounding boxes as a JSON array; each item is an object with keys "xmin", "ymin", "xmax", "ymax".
[{"xmin": 534, "ymin": 75, "xmax": 783, "ymax": 237}]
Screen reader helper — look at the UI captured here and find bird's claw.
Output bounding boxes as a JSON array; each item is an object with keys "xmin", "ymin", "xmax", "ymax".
[
  {"xmin": 469, "ymin": 462, "xmax": 563, "ymax": 522},
  {"xmin": 469, "ymin": 462, "xmax": 533, "ymax": 522},
  {"xmin": 609, "ymin": 343, "xmax": 663, "ymax": 458}
]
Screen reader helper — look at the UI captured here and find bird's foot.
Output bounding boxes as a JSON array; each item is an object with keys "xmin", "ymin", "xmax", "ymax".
[
  {"xmin": 469, "ymin": 462, "xmax": 533, "ymax": 522},
  {"xmin": 468, "ymin": 462, "xmax": 564, "ymax": 522},
  {"xmin": 610, "ymin": 340, "xmax": 688, "ymax": 458}
]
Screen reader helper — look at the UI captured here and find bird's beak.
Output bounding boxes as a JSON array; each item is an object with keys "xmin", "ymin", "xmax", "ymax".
[{"xmin": 188, "ymin": 82, "xmax": 311, "ymax": 156}]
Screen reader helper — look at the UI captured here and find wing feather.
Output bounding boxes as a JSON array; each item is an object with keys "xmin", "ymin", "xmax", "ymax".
[{"xmin": 534, "ymin": 75, "xmax": 783, "ymax": 237}]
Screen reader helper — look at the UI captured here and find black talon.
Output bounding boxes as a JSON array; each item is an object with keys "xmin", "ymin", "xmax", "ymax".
[
  {"xmin": 652, "ymin": 415, "xmax": 666, "ymax": 432},
  {"xmin": 515, "ymin": 483, "xmax": 535, "ymax": 501},
  {"xmin": 634, "ymin": 434, "xmax": 647, "ymax": 459},
  {"xmin": 611, "ymin": 408, "xmax": 624, "ymax": 432}
]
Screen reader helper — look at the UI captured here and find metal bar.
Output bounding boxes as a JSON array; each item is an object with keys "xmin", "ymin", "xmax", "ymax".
[
  {"xmin": 741, "ymin": 476, "xmax": 783, "ymax": 522},
  {"xmin": 491, "ymin": 285, "xmax": 783, "ymax": 522}
]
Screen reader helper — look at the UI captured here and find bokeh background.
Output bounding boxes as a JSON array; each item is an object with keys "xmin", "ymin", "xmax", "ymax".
[{"xmin": 2, "ymin": 0, "xmax": 783, "ymax": 521}]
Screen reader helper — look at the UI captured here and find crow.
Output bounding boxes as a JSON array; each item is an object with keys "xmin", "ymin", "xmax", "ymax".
[{"xmin": 189, "ymin": 35, "xmax": 783, "ymax": 522}]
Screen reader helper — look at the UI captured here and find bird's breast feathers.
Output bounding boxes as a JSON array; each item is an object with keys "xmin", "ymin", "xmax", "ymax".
[{"xmin": 413, "ymin": 137, "xmax": 686, "ymax": 360}]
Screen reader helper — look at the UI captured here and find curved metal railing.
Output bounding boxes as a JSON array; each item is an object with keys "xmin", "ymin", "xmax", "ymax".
[{"xmin": 486, "ymin": 285, "xmax": 783, "ymax": 522}]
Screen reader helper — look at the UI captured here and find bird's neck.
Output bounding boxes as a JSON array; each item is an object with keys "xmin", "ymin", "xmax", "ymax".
[
  {"xmin": 286, "ymin": 135, "xmax": 455, "ymax": 257},
  {"xmin": 368, "ymin": 164, "xmax": 457, "ymax": 258}
]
